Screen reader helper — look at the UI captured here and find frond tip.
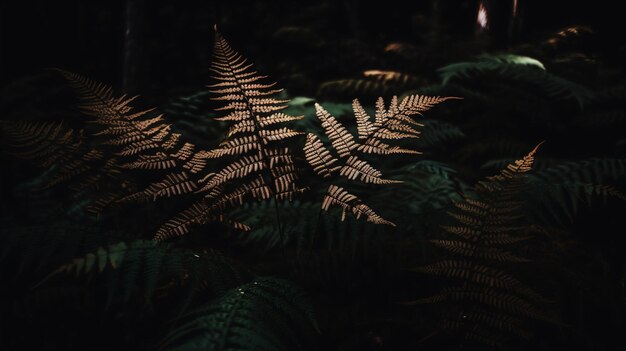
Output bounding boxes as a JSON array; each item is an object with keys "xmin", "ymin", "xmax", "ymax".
[{"xmin": 322, "ymin": 185, "xmax": 395, "ymax": 226}]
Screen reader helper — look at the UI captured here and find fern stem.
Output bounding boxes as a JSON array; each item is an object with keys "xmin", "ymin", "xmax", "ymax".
[
  {"xmin": 272, "ymin": 195, "xmax": 287, "ymax": 258},
  {"xmin": 308, "ymin": 206, "xmax": 325, "ymax": 260}
]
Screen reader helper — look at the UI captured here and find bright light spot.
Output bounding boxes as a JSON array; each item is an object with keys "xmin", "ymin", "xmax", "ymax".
[
  {"xmin": 193, "ymin": 254, "xmax": 200, "ymax": 258},
  {"xmin": 477, "ymin": 1, "xmax": 489, "ymax": 31}
]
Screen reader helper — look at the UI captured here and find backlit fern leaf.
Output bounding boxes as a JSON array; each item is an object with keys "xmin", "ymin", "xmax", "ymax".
[
  {"xmin": 186, "ymin": 28, "xmax": 306, "ymax": 240},
  {"xmin": 123, "ymin": 172, "xmax": 198, "ymax": 202},
  {"xmin": 155, "ymin": 201, "xmax": 250, "ymax": 242},
  {"xmin": 303, "ymin": 133, "xmax": 341, "ymax": 179},
  {"xmin": 315, "ymin": 103, "xmax": 357, "ymax": 157},
  {"xmin": 340, "ymin": 156, "xmax": 402, "ymax": 184},
  {"xmin": 353, "ymin": 99, "xmax": 375, "ymax": 139},
  {"xmin": 322, "ymin": 185, "xmax": 395, "ymax": 226},
  {"xmin": 308, "ymin": 94, "xmax": 454, "ymax": 225},
  {"xmin": 58, "ymin": 71, "xmax": 222, "ymax": 216}
]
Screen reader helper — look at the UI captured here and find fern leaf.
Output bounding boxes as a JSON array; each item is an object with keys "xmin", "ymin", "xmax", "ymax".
[
  {"xmin": 129, "ymin": 172, "xmax": 198, "ymax": 201},
  {"xmin": 198, "ymin": 153, "xmax": 265, "ymax": 192},
  {"xmin": 314, "ymin": 103, "xmax": 356, "ymax": 157},
  {"xmin": 353, "ymin": 99, "xmax": 375, "ymax": 139},
  {"xmin": 154, "ymin": 201, "xmax": 212, "ymax": 241},
  {"xmin": 357, "ymin": 139, "xmax": 420, "ymax": 155},
  {"xmin": 339, "ymin": 156, "xmax": 402, "ymax": 184},
  {"xmin": 303, "ymin": 133, "xmax": 340, "ymax": 178},
  {"xmin": 159, "ymin": 277, "xmax": 318, "ymax": 351},
  {"xmin": 322, "ymin": 185, "xmax": 394, "ymax": 226}
]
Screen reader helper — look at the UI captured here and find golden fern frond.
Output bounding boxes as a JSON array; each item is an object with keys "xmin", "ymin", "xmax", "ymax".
[
  {"xmin": 314, "ymin": 103, "xmax": 357, "ymax": 157},
  {"xmin": 211, "ymin": 136, "xmax": 261, "ymax": 157},
  {"xmin": 155, "ymin": 201, "xmax": 211, "ymax": 241},
  {"xmin": 60, "ymin": 71, "xmax": 232, "ymax": 231},
  {"xmin": 309, "ymin": 94, "xmax": 454, "ymax": 226},
  {"xmin": 398, "ymin": 94, "xmax": 459, "ymax": 114},
  {"xmin": 122, "ymin": 153, "xmax": 177, "ymax": 170},
  {"xmin": 356, "ymin": 139, "xmax": 421, "ymax": 155},
  {"xmin": 123, "ymin": 172, "xmax": 197, "ymax": 202},
  {"xmin": 360, "ymin": 94, "xmax": 459, "ymax": 156},
  {"xmin": 352, "ymin": 99, "xmax": 376, "ymax": 140},
  {"xmin": 227, "ymin": 119, "xmax": 255, "ymax": 137},
  {"xmin": 477, "ymin": 142, "xmax": 543, "ymax": 194},
  {"xmin": 196, "ymin": 28, "xmax": 305, "ymax": 231},
  {"xmin": 154, "ymin": 200, "xmax": 251, "ymax": 241},
  {"xmin": 60, "ymin": 70, "xmax": 205, "ymax": 175},
  {"xmin": 303, "ymin": 133, "xmax": 341, "ymax": 178},
  {"xmin": 260, "ymin": 127, "xmax": 304, "ymax": 142},
  {"xmin": 321, "ymin": 185, "xmax": 395, "ymax": 226},
  {"xmin": 198, "ymin": 153, "xmax": 265, "ymax": 192},
  {"xmin": 209, "ymin": 177, "xmax": 272, "ymax": 209},
  {"xmin": 259, "ymin": 113, "xmax": 304, "ymax": 127},
  {"xmin": 209, "ymin": 29, "xmax": 289, "ymax": 115},
  {"xmin": 339, "ymin": 156, "xmax": 403, "ymax": 184}
]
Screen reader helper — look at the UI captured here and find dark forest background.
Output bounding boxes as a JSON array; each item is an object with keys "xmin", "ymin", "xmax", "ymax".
[
  {"xmin": 1, "ymin": 0, "xmax": 624, "ymax": 99},
  {"xmin": 1, "ymin": 1, "xmax": 625, "ymax": 351}
]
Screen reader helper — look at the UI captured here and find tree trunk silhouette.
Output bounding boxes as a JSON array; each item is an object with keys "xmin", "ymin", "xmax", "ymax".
[{"xmin": 123, "ymin": 0, "xmax": 143, "ymax": 94}]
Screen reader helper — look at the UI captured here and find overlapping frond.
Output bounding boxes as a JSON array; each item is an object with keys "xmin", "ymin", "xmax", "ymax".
[
  {"xmin": 414, "ymin": 144, "xmax": 555, "ymax": 350},
  {"xmin": 322, "ymin": 185, "xmax": 395, "ymax": 226},
  {"xmin": 155, "ymin": 201, "xmax": 251, "ymax": 242},
  {"xmin": 58, "ymin": 71, "xmax": 256, "ymax": 234},
  {"xmin": 59, "ymin": 70, "xmax": 204, "ymax": 173},
  {"xmin": 0, "ymin": 120, "xmax": 132, "ymax": 213}
]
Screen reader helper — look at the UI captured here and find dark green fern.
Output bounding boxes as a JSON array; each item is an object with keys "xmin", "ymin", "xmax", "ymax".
[{"xmin": 159, "ymin": 277, "xmax": 319, "ymax": 351}]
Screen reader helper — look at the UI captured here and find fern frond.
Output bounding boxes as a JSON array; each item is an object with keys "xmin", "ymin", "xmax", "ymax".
[
  {"xmin": 303, "ymin": 133, "xmax": 341, "ymax": 178},
  {"xmin": 185, "ymin": 28, "xmax": 306, "ymax": 239},
  {"xmin": 438, "ymin": 56, "xmax": 592, "ymax": 107},
  {"xmin": 357, "ymin": 139, "xmax": 421, "ymax": 155},
  {"xmin": 416, "ymin": 261, "xmax": 542, "ymax": 299},
  {"xmin": 430, "ymin": 240, "xmax": 530, "ymax": 262},
  {"xmin": 339, "ymin": 156, "xmax": 402, "ymax": 184},
  {"xmin": 314, "ymin": 103, "xmax": 357, "ymax": 157},
  {"xmin": 322, "ymin": 185, "xmax": 394, "ymax": 226},
  {"xmin": 415, "ymin": 144, "xmax": 556, "ymax": 349},
  {"xmin": 198, "ymin": 153, "xmax": 265, "ymax": 192},
  {"xmin": 352, "ymin": 99, "xmax": 376, "ymax": 139},
  {"xmin": 308, "ymin": 94, "xmax": 453, "ymax": 226},
  {"xmin": 47, "ymin": 240, "xmax": 249, "ymax": 307},
  {"xmin": 1, "ymin": 120, "xmax": 133, "ymax": 214},
  {"xmin": 159, "ymin": 277, "xmax": 318, "ymax": 351},
  {"xmin": 127, "ymin": 172, "xmax": 198, "ymax": 202}
]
